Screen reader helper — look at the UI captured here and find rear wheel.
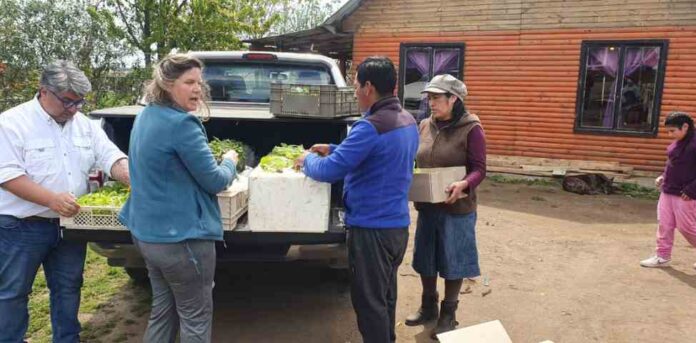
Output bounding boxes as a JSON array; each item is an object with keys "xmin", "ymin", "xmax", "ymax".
[{"xmin": 321, "ymin": 267, "xmax": 350, "ymax": 283}]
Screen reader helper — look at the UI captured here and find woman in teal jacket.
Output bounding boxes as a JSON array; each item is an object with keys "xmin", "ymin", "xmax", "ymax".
[{"xmin": 119, "ymin": 54, "xmax": 237, "ymax": 343}]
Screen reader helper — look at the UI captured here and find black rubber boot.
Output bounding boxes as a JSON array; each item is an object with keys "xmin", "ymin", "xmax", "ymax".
[
  {"xmin": 430, "ymin": 300, "xmax": 459, "ymax": 340},
  {"xmin": 404, "ymin": 292, "xmax": 439, "ymax": 326}
]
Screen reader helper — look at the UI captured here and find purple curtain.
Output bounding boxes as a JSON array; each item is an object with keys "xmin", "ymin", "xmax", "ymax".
[
  {"xmin": 407, "ymin": 50, "xmax": 430, "ymax": 76},
  {"xmin": 434, "ymin": 49, "xmax": 459, "ymax": 75},
  {"xmin": 623, "ymin": 47, "xmax": 659, "ymax": 76},
  {"xmin": 588, "ymin": 47, "xmax": 620, "ymax": 76},
  {"xmin": 586, "ymin": 47, "xmax": 660, "ymax": 127},
  {"xmin": 586, "ymin": 48, "xmax": 619, "ymax": 127},
  {"xmin": 407, "ymin": 49, "xmax": 431, "ymax": 120}
]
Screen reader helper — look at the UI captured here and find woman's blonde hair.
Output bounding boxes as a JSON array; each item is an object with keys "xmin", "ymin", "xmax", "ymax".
[{"xmin": 145, "ymin": 53, "xmax": 210, "ymax": 119}]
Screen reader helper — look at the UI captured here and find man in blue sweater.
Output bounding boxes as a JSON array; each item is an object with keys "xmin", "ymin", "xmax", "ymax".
[{"xmin": 296, "ymin": 57, "xmax": 419, "ymax": 343}]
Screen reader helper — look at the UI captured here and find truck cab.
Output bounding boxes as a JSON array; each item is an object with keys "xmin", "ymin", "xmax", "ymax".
[{"xmin": 64, "ymin": 51, "xmax": 357, "ymax": 282}]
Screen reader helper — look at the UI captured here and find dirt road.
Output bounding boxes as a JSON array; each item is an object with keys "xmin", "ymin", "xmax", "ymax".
[{"xmin": 82, "ymin": 180, "xmax": 696, "ymax": 343}]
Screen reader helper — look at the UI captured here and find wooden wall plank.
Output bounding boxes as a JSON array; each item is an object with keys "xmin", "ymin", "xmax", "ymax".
[
  {"xmin": 343, "ymin": 0, "xmax": 696, "ymax": 33},
  {"xmin": 350, "ymin": 25, "xmax": 696, "ymax": 172},
  {"xmin": 343, "ymin": 0, "xmax": 696, "ymax": 172}
]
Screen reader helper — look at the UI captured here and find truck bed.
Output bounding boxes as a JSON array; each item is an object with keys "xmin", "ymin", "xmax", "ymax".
[{"xmin": 90, "ymin": 103, "xmax": 359, "ymax": 123}]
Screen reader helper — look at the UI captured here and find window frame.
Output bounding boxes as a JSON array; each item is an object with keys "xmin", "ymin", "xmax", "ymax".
[
  {"xmin": 573, "ymin": 39, "xmax": 669, "ymax": 137},
  {"xmin": 398, "ymin": 42, "xmax": 466, "ymax": 111}
]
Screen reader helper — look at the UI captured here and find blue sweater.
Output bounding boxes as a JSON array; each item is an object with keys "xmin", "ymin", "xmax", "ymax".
[
  {"xmin": 303, "ymin": 97, "xmax": 418, "ymax": 229},
  {"xmin": 119, "ymin": 103, "xmax": 236, "ymax": 243}
]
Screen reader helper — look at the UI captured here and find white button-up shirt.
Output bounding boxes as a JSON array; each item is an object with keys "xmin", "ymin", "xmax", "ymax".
[{"xmin": 0, "ymin": 98, "xmax": 127, "ymax": 218}]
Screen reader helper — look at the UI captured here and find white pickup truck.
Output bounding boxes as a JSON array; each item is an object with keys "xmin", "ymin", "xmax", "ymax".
[{"xmin": 63, "ymin": 51, "xmax": 357, "ymax": 282}]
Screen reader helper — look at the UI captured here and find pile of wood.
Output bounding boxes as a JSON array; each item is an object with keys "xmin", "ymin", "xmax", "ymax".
[{"xmin": 487, "ymin": 155, "xmax": 633, "ymax": 180}]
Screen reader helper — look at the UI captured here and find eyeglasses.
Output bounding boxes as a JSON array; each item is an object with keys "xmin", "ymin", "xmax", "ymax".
[{"xmin": 46, "ymin": 88, "xmax": 86, "ymax": 109}]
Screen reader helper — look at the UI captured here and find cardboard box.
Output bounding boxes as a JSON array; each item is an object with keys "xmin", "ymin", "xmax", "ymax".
[
  {"xmin": 248, "ymin": 168, "xmax": 330, "ymax": 233},
  {"xmin": 409, "ymin": 166, "xmax": 467, "ymax": 203}
]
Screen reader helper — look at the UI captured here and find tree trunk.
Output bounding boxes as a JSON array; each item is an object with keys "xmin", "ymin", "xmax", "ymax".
[{"xmin": 143, "ymin": 0, "xmax": 152, "ymax": 67}]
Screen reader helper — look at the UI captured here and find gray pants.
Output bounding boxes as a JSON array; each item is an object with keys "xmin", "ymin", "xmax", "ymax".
[{"xmin": 133, "ymin": 238, "xmax": 216, "ymax": 343}]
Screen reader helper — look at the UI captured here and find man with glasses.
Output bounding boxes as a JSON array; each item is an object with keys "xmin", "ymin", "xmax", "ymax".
[{"xmin": 0, "ymin": 60, "xmax": 130, "ymax": 342}]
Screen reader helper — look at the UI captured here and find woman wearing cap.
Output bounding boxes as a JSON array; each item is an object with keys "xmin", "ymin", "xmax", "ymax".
[{"xmin": 405, "ymin": 74, "xmax": 487, "ymax": 338}]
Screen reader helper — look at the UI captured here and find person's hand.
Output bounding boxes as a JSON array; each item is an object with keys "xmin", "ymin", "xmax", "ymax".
[
  {"xmin": 294, "ymin": 151, "xmax": 311, "ymax": 171},
  {"xmin": 655, "ymin": 175, "xmax": 664, "ymax": 188},
  {"xmin": 111, "ymin": 158, "xmax": 130, "ymax": 186},
  {"xmin": 682, "ymin": 193, "xmax": 692, "ymax": 201},
  {"xmin": 310, "ymin": 144, "xmax": 331, "ymax": 157},
  {"xmin": 444, "ymin": 180, "xmax": 469, "ymax": 205},
  {"xmin": 223, "ymin": 150, "xmax": 239, "ymax": 165},
  {"xmin": 48, "ymin": 192, "xmax": 80, "ymax": 217}
]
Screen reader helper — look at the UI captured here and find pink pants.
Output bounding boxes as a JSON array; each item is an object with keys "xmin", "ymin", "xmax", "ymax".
[{"xmin": 656, "ymin": 193, "xmax": 696, "ymax": 259}]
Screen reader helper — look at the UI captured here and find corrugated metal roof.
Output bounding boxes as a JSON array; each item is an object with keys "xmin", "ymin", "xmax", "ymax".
[{"xmin": 245, "ymin": 0, "xmax": 362, "ymax": 58}]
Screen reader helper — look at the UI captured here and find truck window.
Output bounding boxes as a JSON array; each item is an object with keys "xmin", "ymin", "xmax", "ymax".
[{"xmin": 204, "ymin": 62, "xmax": 334, "ymax": 103}]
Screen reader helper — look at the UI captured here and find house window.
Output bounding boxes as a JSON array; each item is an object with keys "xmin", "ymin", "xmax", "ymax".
[
  {"xmin": 399, "ymin": 43, "xmax": 465, "ymax": 120},
  {"xmin": 575, "ymin": 40, "xmax": 668, "ymax": 136}
]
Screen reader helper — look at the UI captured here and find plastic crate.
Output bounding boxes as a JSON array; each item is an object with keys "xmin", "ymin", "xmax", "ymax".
[
  {"xmin": 61, "ymin": 206, "xmax": 127, "ymax": 230},
  {"xmin": 62, "ymin": 184, "xmax": 249, "ymax": 232},
  {"xmin": 270, "ymin": 83, "xmax": 359, "ymax": 119},
  {"xmin": 218, "ymin": 185, "xmax": 249, "ymax": 231}
]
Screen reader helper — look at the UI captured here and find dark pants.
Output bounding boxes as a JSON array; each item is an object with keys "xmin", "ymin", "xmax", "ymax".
[
  {"xmin": 0, "ymin": 215, "xmax": 87, "ymax": 343},
  {"xmin": 348, "ymin": 227, "xmax": 409, "ymax": 343}
]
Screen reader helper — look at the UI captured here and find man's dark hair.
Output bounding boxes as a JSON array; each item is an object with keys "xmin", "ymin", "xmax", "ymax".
[
  {"xmin": 665, "ymin": 111, "xmax": 694, "ymax": 134},
  {"xmin": 356, "ymin": 56, "xmax": 396, "ymax": 97}
]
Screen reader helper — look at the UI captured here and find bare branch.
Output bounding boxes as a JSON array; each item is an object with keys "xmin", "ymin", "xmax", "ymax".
[{"xmin": 114, "ymin": 0, "xmax": 144, "ymax": 50}]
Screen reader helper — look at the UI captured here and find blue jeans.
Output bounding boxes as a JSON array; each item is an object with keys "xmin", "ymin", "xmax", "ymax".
[{"xmin": 0, "ymin": 215, "xmax": 87, "ymax": 343}]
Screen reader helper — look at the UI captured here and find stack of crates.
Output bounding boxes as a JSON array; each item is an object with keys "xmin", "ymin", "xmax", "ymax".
[
  {"xmin": 218, "ymin": 182, "xmax": 249, "ymax": 231},
  {"xmin": 270, "ymin": 83, "xmax": 359, "ymax": 119}
]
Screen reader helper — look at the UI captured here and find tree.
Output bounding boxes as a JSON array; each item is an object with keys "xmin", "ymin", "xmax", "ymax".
[
  {"xmin": 268, "ymin": 0, "xmax": 344, "ymax": 35},
  {"xmin": 90, "ymin": 0, "xmax": 283, "ymax": 67},
  {"xmin": 0, "ymin": 0, "xmax": 133, "ymax": 111}
]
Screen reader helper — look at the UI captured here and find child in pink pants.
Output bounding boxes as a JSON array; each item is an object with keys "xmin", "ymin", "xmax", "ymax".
[{"xmin": 641, "ymin": 112, "xmax": 696, "ymax": 268}]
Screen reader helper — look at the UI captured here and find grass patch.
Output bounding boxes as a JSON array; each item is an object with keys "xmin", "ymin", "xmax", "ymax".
[
  {"xmin": 488, "ymin": 174, "xmax": 560, "ymax": 187},
  {"xmin": 27, "ymin": 275, "xmax": 51, "ymax": 343},
  {"xmin": 26, "ymin": 247, "xmax": 134, "ymax": 342},
  {"xmin": 82, "ymin": 319, "xmax": 118, "ymax": 339},
  {"xmin": 113, "ymin": 332, "xmax": 130, "ymax": 343},
  {"xmin": 489, "ymin": 174, "xmax": 660, "ymax": 201},
  {"xmin": 616, "ymin": 182, "xmax": 660, "ymax": 200}
]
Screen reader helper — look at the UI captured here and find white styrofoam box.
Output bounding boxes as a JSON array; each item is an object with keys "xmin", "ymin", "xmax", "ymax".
[
  {"xmin": 217, "ymin": 176, "xmax": 249, "ymax": 231},
  {"xmin": 248, "ymin": 168, "xmax": 331, "ymax": 233},
  {"xmin": 437, "ymin": 320, "xmax": 512, "ymax": 343}
]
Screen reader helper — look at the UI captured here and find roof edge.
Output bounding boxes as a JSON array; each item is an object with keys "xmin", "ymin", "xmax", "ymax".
[{"xmin": 322, "ymin": 0, "xmax": 362, "ymax": 27}]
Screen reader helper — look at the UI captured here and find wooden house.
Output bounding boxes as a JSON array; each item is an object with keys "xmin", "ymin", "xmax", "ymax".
[{"xmin": 250, "ymin": 0, "xmax": 696, "ymax": 174}]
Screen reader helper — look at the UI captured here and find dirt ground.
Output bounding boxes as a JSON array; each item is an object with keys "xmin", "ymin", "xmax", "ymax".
[{"xmin": 83, "ymin": 180, "xmax": 696, "ymax": 343}]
